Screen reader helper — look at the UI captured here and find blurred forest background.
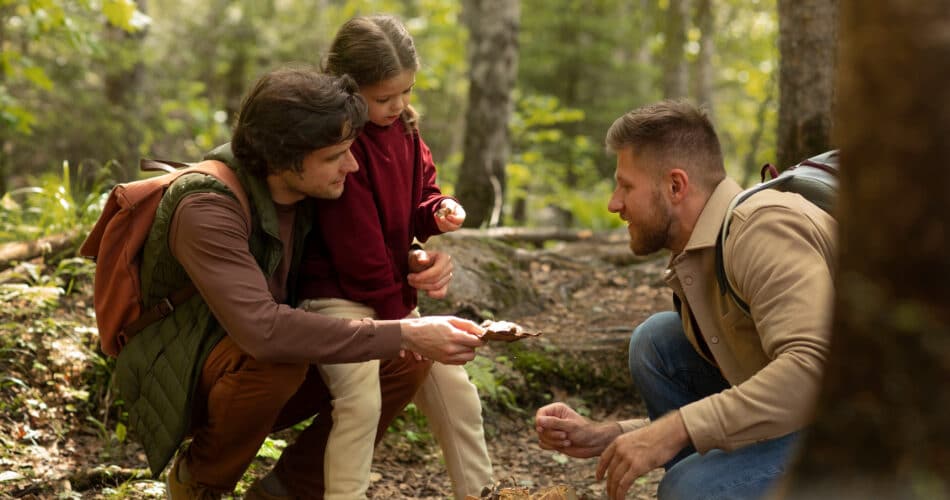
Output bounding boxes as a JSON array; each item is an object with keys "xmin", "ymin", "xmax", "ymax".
[{"xmin": 0, "ymin": 0, "xmax": 836, "ymax": 243}]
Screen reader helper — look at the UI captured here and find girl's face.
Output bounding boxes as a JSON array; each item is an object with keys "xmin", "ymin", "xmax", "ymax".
[{"xmin": 359, "ymin": 70, "xmax": 415, "ymax": 127}]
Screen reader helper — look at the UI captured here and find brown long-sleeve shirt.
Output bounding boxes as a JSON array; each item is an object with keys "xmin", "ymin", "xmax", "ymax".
[{"xmin": 167, "ymin": 192, "xmax": 403, "ymax": 364}]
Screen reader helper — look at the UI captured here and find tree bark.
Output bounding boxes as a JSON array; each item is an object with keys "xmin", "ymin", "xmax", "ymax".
[
  {"xmin": 634, "ymin": 0, "xmax": 657, "ymax": 100},
  {"xmin": 662, "ymin": 0, "xmax": 690, "ymax": 99},
  {"xmin": 692, "ymin": 0, "xmax": 715, "ymax": 115},
  {"xmin": 456, "ymin": 0, "xmax": 520, "ymax": 228},
  {"xmin": 783, "ymin": 0, "xmax": 950, "ymax": 497},
  {"xmin": 103, "ymin": 0, "xmax": 149, "ymax": 181},
  {"xmin": 222, "ymin": 3, "xmax": 257, "ymax": 121},
  {"xmin": 740, "ymin": 85, "xmax": 775, "ymax": 186},
  {"xmin": 776, "ymin": 0, "xmax": 837, "ymax": 168},
  {"xmin": 0, "ymin": 5, "xmax": 7, "ymax": 196}
]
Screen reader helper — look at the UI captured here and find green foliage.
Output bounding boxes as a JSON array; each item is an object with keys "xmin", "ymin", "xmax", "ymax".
[
  {"xmin": 256, "ymin": 437, "xmax": 288, "ymax": 460},
  {"xmin": 464, "ymin": 355, "xmax": 518, "ymax": 411},
  {"xmin": 507, "ymin": 93, "xmax": 622, "ymax": 229},
  {"xmin": 4, "ymin": 0, "xmax": 780, "ymax": 226},
  {"xmin": 387, "ymin": 402, "xmax": 434, "ymax": 445},
  {"xmin": 0, "ymin": 0, "xmax": 148, "ymax": 178},
  {"xmin": 0, "ymin": 160, "xmax": 110, "ymax": 243},
  {"xmin": 102, "ymin": 0, "xmax": 150, "ymax": 33},
  {"xmin": 518, "ymin": 0, "xmax": 780, "ymax": 199},
  {"xmin": 712, "ymin": 0, "xmax": 780, "ymax": 183}
]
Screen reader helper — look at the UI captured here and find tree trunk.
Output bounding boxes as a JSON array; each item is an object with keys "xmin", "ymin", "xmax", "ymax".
[
  {"xmin": 222, "ymin": 1, "xmax": 259, "ymax": 120},
  {"xmin": 783, "ymin": 0, "xmax": 950, "ymax": 497},
  {"xmin": 0, "ymin": 6, "xmax": 8, "ymax": 196},
  {"xmin": 634, "ymin": 0, "xmax": 657, "ymax": 100},
  {"xmin": 456, "ymin": 0, "xmax": 520, "ymax": 228},
  {"xmin": 103, "ymin": 0, "xmax": 148, "ymax": 181},
  {"xmin": 740, "ymin": 85, "xmax": 775, "ymax": 186},
  {"xmin": 662, "ymin": 0, "xmax": 690, "ymax": 99},
  {"xmin": 0, "ymin": 139, "xmax": 8, "ymax": 196},
  {"xmin": 776, "ymin": 0, "xmax": 837, "ymax": 168},
  {"xmin": 692, "ymin": 0, "xmax": 714, "ymax": 116}
]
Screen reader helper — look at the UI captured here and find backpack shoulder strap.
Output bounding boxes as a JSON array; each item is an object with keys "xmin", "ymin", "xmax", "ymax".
[
  {"xmin": 145, "ymin": 159, "xmax": 252, "ymax": 225},
  {"xmin": 188, "ymin": 159, "xmax": 252, "ymax": 224},
  {"xmin": 714, "ymin": 179, "xmax": 786, "ymax": 317},
  {"xmin": 715, "ymin": 194, "xmax": 752, "ymax": 316}
]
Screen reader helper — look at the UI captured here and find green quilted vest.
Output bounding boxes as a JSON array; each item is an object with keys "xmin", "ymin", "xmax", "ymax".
[{"xmin": 114, "ymin": 144, "xmax": 311, "ymax": 476}]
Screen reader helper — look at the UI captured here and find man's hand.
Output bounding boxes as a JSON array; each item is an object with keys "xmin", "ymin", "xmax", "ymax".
[
  {"xmin": 596, "ymin": 411, "xmax": 690, "ymax": 500},
  {"xmin": 400, "ymin": 316, "xmax": 484, "ymax": 365},
  {"xmin": 407, "ymin": 249, "xmax": 453, "ymax": 299},
  {"xmin": 535, "ymin": 403, "xmax": 624, "ymax": 459},
  {"xmin": 435, "ymin": 199, "xmax": 466, "ymax": 232}
]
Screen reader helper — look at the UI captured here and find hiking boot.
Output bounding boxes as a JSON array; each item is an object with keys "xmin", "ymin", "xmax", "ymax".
[
  {"xmin": 244, "ymin": 473, "xmax": 293, "ymax": 500},
  {"xmin": 165, "ymin": 454, "xmax": 222, "ymax": 500}
]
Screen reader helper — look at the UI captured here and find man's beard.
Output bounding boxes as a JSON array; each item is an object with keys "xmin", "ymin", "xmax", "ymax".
[{"xmin": 628, "ymin": 190, "xmax": 672, "ymax": 256}]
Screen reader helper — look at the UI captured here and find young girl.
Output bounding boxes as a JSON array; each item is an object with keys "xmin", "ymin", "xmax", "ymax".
[{"xmin": 296, "ymin": 14, "xmax": 492, "ymax": 500}]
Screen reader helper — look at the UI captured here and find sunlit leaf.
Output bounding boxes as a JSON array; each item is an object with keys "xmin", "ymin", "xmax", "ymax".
[
  {"xmin": 114, "ymin": 422, "xmax": 127, "ymax": 443},
  {"xmin": 101, "ymin": 0, "xmax": 139, "ymax": 32},
  {"xmin": 1, "ymin": 376, "xmax": 29, "ymax": 389}
]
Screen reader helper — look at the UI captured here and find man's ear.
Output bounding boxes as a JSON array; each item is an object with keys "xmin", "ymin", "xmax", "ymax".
[{"xmin": 669, "ymin": 168, "xmax": 689, "ymax": 203}]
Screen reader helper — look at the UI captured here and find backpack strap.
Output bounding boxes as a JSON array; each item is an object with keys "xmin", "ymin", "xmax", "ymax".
[
  {"xmin": 714, "ymin": 176, "xmax": 790, "ymax": 317},
  {"xmin": 119, "ymin": 283, "xmax": 198, "ymax": 341},
  {"xmin": 715, "ymin": 194, "xmax": 752, "ymax": 316},
  {"xmin": 139, "ymin": 158, "xmax": 252, "ymax": 223},
  {"xmin": 120, "ymin": 159, "xmax": 254, "ymax": 340}
]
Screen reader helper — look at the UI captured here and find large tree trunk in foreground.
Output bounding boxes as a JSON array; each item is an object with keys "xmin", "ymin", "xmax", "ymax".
[
  {"xmin": 456, "ymin": 0, "xmax": 520, "ymax": 228},
  {"xmin": 776, "ymin": 0, "xmax": 837, "ymax": 168},
  {"xmin": 783, "ymin": 0, "xmax": 950, "ymax": 497}
]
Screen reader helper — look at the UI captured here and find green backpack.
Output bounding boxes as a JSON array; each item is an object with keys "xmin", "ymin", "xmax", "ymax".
[{"xmin": 714, "ymin": 150, "xmax": 839, "ymax": 315}]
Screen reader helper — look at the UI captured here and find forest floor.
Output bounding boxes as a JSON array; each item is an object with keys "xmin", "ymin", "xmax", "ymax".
[{"xmin": 0, "ymin": 230, "xmax": 673, "ymax": 499}]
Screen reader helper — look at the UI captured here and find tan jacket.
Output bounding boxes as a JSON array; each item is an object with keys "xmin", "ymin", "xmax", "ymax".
[{"xmin": 623, "ymin": 178, "xmax": 837, "ymax": 453}]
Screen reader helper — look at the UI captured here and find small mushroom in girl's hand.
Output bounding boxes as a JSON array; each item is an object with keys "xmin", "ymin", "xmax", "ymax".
[{"xmin": 437, "ymin": 200, "xmax": 465, "ymax": 219}]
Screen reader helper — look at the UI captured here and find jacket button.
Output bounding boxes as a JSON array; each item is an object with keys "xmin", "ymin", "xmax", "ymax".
[
  {"xmin": 684, "ymin": 276, "xmax": 694, "ymax": 286},
  {"xmin": 710, "ymin": 336, "xmax": 719, "ymax": 344}
]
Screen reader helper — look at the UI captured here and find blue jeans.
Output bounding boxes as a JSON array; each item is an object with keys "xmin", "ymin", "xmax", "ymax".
[{"xmin": 628, "ymin": 311, "xmax": 801, "ymax": 500}]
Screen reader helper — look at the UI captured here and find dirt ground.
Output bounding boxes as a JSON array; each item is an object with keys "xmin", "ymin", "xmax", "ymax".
[{"xmin": 0, "ymin": 230, "xmax": 673, "ymax": 499}]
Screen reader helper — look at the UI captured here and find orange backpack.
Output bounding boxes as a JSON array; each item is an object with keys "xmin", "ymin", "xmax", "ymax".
[{"xmin": 79, "ymin": 159, "xmax": 251, "ymax": 357}]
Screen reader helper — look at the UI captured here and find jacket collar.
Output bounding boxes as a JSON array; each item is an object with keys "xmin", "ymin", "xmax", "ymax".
[
  {"xmin": 682, "ymin": 177, "xmax": 743, "ymax": 252},
  {"xmin": 205, "ymin": 143, "xmax": 282, "ymax": 240}
]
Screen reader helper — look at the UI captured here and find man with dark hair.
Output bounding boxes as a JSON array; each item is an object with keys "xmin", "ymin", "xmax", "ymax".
[
  {"xmin": 535, "ymin": 100, "xmax": 836, "ymax": 499},
  {"xmin": 114, "ymin": 66, "xmax": 484, "ymax": 499}
]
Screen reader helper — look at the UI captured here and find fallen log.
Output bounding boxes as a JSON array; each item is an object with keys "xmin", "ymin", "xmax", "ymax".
[
  {"xmin": 447, "ymin": 227, "xmax": 601, "ymax": 245},
  {"xmin": 0, "ymin": 231, "xmax": 80, "ymax": 269}
]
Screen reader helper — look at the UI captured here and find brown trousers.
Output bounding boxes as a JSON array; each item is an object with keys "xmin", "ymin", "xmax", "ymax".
[{"xmin": 183, "ymin": 336, "xmax": 431, "ymax": 497}]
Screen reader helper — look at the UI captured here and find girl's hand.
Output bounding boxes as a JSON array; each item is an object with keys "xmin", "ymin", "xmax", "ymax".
[
  {"xmin": 407, "ymin": 250, "xmax": 453, "ymax": 299},
  {"xmin": 435, "ymin": 199, "xmax": 466, "ymax": 232}
]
